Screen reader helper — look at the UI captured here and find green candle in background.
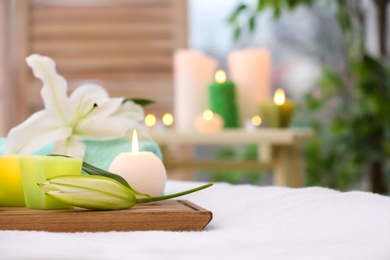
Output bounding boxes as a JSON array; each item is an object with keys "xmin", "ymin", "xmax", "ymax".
[
  {"xmin": 259, "ymin": 89, "xmax": 295, "ymax": 128},
  {"xmin": 19, "ymin": 155, "xmax": 82, "ymax": 209},
  {"xmin": 279, "ymin": 101, "xmax": 295, "ymax": 128},
  {"xmin": 259, "ymin": 102, "xmax": 279, "ymax": 127},
  {"xmin": 209, "ymin": 70, "xmax": 239, "ymax": 128},
  {"xmin": 0, "ymin": 155, "xmax": 25, "ymax": 207}
]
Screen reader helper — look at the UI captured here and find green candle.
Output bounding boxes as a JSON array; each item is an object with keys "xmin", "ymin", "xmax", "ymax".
[
  {"xmin": 0, "ymin": 155, "xmax": 25, "ymax": 207},
  {"xmin": 279, "ymin": 99, "xmax": 295, "ymax": 128},
  {"xmin": 259, "ymin": 102, "xmax": 280, "ymax": 127},
  {"xmin": 209, "ymin": 70, "xmax": 239, "ymax": 128},
  {"xmin": 19, "ymin": 155, "xmax": 82, "ymax": 209},
  {"xmin": 259, "ymin": 89, "xmax": 295, "ymax": 128}
]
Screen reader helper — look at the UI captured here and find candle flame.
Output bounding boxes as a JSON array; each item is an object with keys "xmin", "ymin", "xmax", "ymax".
[
  {"xmin": 215, "ymin": 70, "xmax": 226, "ymax": 84},
  {"xmin": 203, "ymin": 109, "xmax": 214, "ymax": 121},
  {"xmin": 251, "ymin": 116, "xmax": 262, "ymax": 126},
  {"xmin": 274, "ymin": 89, "xmax": 286, "ymax": 106},
  {"xmin": 162, "ymin": 113, "xmax": 174, "ymax": 126},
  {"xmin": 132, "ymin": 130, "xmax": 139, "ymax": 154},
  {"xmin": 145, "ymin": 114, "xmax": 156, "ymax": 127}
]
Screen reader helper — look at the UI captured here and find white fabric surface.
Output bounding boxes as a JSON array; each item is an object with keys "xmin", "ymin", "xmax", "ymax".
[{"xmin": 1, "ymin": 181, "xmax": 390, "ymax": 260}]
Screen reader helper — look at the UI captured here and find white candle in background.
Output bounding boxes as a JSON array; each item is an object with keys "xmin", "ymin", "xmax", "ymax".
[
  {"xmin": 174, "ymin": 49, "xmax": 218, "ymax": 131},
  {"xmin": 228, "ymin": 48, "xmax": 271, "ymax": 126}
]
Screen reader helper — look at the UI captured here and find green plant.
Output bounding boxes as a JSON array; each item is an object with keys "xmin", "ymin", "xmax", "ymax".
[
  {"xmin": 228, "ymin": 0, "xmax": 390, "ymax": 193},
  {"xmin": 209, "ymin": 145, "xmax": 263, "ymax": 185}
]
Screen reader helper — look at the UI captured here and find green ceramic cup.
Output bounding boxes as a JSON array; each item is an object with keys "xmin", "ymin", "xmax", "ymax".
[{"xmin": 19, "ymin": 155, "xmax": 82, "ymax": 209}]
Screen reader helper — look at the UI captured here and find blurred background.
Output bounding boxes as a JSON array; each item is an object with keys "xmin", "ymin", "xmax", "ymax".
[{"xmin": 1, "ymin": 0, "xmax": 390, "ymax": 194}]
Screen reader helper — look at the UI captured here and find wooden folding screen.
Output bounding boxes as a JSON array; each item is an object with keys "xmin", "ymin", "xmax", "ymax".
[{"xmin": 8, "ymin": 0, "xmax": 187, "ymax": 126}]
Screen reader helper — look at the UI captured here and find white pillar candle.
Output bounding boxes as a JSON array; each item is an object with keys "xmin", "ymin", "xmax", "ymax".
[
  {"xmin": 174, "ymin": 49, "xmax": 218, "ymax": 131},
  {"xmin": 194, "ymin": 109, "xmax": 224, "ymax": 132},
  {"xmin": 228, "ymin": 48, "xmax": 271, "ymax": 126},
  {"xmin": 108, "ymin": 130, "xmax": 167, "ymax": 197}
]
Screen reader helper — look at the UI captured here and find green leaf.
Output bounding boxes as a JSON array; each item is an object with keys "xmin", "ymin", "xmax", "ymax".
[
  {"xmin": 81, "ymin": 161, "xmax": 151, "ymax": 197},
  {"xmin": 318, "ymin": 68, "xmax": 345, "ymax": 92},
  {"xmin": 234, "ymin": 27, "xmax": 241, "ymax": 41},
  {"xmin": 123, "ymin": 98, "xmax": 154, "ymax": 106},
  {"xmin": 304, "ymin": 92, "xmax": 325, "ymax": 111},
  {"xmin": 227, "ymin": 4, "xmax": 247, "ymax": 23},
  {"xmin": 249, "ymin": 15, "xmax": 256, "ymax": 32}
]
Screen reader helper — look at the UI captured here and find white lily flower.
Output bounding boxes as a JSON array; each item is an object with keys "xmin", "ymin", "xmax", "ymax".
[{"xmin": 4, "ymin": 54, "xmax": 144, "ymax": 158}]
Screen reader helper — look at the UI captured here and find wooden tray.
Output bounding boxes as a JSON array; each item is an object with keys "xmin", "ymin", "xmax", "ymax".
[{"xmin": 0, "ymin": 200, "xmax": 212, "ymax": 232}]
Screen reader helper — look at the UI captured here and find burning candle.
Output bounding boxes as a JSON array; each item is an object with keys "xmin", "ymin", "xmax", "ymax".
[
  {"xmin": 209, "ymin": 70, "xmax": 239, "ymax": 128},
  {"xmin": 194, "ymin": 109, "xmax": 224, "ymax": 132},
  {"xmin": 108, "ymin": 130, "xmax": 167, "ymax": 197},
  {"xmin": 245, "ymin": 116, "xmax": 263, "ymax": 131},
  {"xmin": 0, "ymin": 155, "xmax": 25, "ymax": 207},
  {"xmin": 145, "ymin": 114, "xmax": 157, "ymax": 128},
  {"xmin": 259, "ymin": 89, "xmax": 295, "ymax": 128},
  {"xmin": 156, "ymin": 113, "xmax": 174, "ymax": 131},
  {"xmin": 162, "ymin": 113, "xmax": 174, "ymax": 127}
]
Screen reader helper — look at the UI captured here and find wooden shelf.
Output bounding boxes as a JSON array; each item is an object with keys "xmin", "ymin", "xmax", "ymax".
[
  {"xmin": 147, "ymin": 128, "xmax": 313, "ymax": 188},
  {"xmin": 147, "ymin": 128, "xmax": 313, "ymax": 145}
]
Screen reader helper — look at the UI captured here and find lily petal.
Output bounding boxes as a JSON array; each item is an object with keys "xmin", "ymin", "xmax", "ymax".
[
  {"xmin": 26, "ymin": 54, "xmax": 71, "ymax": 123},
  {"xmin": 113, "ymin": 100, "xmax": 145, "ymax": 121},
  {"xmin": 69, "ymin": 83, "xmax": 110, "ymax": 115},
  {"xmin": 89, "ymin": 98, "xmax": 124, "ymax": 118},
  {"xmin": 74, "ymin": 116, "xmax": 130, "ymax": 140},
  {"xmin": 4, "ymin": 110, "xmax": 72, "ymax": 155},
  {"xmin": 38, "ymin": 175, "xmax": 136, "ymax": 210},
  {"xmin": 53, "ymin": 137, "xmax": 86, "ymax": 158}
]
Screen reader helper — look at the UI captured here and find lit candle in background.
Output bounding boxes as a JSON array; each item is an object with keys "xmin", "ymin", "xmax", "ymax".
[
  {"xmin": 245, "ymin": 116, "xmax": 263, "ymax": 131},
  {"xmin": 0, "ymin": 155, "xmax": 25, "ymax": 207},
  {"xmin": 155, "ymin": 113, "xmax": 174, "ymax": 131},
  {"xmin": 252, "ymin": 116, "xmax": 262, "ymax": 126},
  {"xmin": 108, "ymin": 130, "xmax": 167, "ymax": 197},
  {"xmin": 162, "ymin": 113, "xmax": 174, "ymax": 128},
  {"xmin": 145, "ymin": 114, "xmax": 157, "ymax": 128},
  {"xmin": 259, "ymin": 89, "xmax": 295, "ymax": 128},
  {"xmin": 274, "ymin": 89, "xmax": 295, "ymax": 128},
  {"xmin": 194, "ymin": 109, "xmax": 224, "ymax": 132},
  {"xmin": 209, "ymin": 70, "xmax": 239, "ymax": 128}
]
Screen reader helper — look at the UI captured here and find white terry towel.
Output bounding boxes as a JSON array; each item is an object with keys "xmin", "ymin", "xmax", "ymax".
[{"xmin": 1, "ymin": 181, "xmax": 390, "ymax": 260}]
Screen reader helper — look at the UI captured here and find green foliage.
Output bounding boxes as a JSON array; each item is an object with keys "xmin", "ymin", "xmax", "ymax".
[
  {"xmin": 228, "ymin": 0, "xmax": 314, "ymax": 41},
  {"xmin": 123, "ymin": 98, "xmax": 154, "ymax": 106},
  {"xmin": 227, "ymin": 0, "xmax": 390, "ymax": 192},
  {"xmin": 209, "ymin": 145, "xmax": 263, "ymax": 185}
]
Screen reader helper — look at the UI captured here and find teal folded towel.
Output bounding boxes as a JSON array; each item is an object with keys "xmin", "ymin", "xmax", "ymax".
[{"xmin": 0, "ymin": 138, "xmax": 162, "ymax": 171}]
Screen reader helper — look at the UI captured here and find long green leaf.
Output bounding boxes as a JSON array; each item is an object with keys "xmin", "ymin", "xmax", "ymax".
[{"xmin": 123, "ymin": 98, "xmax": 154, "ymax": 106}]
